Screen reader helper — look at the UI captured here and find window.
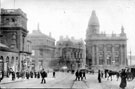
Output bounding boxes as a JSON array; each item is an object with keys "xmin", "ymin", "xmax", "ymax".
[
  {"xmin": 99, "ymin": 52, "xmax": 104, "ymax": 65},
  {"xmin": 115, "ymin": 57, "xmax": 119, "ymax": 65},
  {"xmin": 114, "ymin": 45, "xmax": 120, "ymax": 51},
  {"xmin": 106, "ymin": 55, "xmax": 111, "ymax": 65}
]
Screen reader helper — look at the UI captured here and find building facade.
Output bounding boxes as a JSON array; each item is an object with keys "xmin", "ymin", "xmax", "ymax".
[
  {"xmin": 0, "ymin": 8, "xmax": 31, "ymax": 76},
  {"xmin": 27, "ymin": 26, "xmax": 55, "ymax": 71},
  {"xmin": 55, "ymin": 36, "xmax": 86, "ymax": 70},
  {"xmin": 85, "ymin": 10, "xmax": 127, "ymax": 70}
]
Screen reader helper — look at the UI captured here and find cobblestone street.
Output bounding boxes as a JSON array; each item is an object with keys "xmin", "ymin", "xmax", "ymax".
[{"xmin": 0, "ymin": 72, "xmax": 135, "ymax": 89}]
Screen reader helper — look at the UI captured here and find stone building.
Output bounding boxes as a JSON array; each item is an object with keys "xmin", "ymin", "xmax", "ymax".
[
  {"xmin": 27, "ymin": 25, "xmax": 55, "ymax": 71},
  {"xmin": 85, "ymin": 10, "xmax": 127, "ymax": 70},
  {"xmin": 0, "ymin": 8, "xmax": 31, "ymax": 76},
  {"xmin": 55, "ymin": 36, "xmax": 86, "ymax": 70}
]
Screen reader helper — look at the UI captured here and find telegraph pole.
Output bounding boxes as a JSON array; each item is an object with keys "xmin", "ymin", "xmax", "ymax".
[{"xmin": 130, "ymin": 49, "xmax": 132, "ymax": 65}]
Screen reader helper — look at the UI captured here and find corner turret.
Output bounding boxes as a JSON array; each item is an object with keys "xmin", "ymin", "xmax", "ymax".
[{"xmin": 120, "ymin": 25, "xmax": 126, "ymax": 37}]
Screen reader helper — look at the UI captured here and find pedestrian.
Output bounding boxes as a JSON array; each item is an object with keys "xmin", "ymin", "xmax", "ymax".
[
  {"xmin": 98, "ymin": 70, "xmax": 101, "ymax": 83},
  {"xmin": 119, "ymin": 69, "xmax": 127, "ymax": 89},
  {"xmin": 75, "ymin": 70, "xmax": 79, "ymax": 81},
  {"xmin": 12, "ymin": 71, "xmax": 15, "ymax": 81},
  {"xmin": 26, "ymin": 71, "xmax": 30, "ymax": 79},
  {"xmin": 34, "ymin": 72, "xmax": 37, "ymax": 78},
  {"xmin": 104, "ymin": 69, "xmax": 108, "ymax": 78},
  {"xmin": 40, "ymin": 69, "xmax": 47, "ymax": 84},
  {"xmin": 37, "ymin": 72, "xmax": 40, "ymax": 78},
  {"xmin": 53, "ymin": 71, "xmax": 55, "ymax": 78},
  {"xmin": 82, "ymin": 71, "xmax": 86, "ymax": 80},
  {"xmin": 79, "ymin": 71, "xmax": 83, "ymax": 81},
  {"xmin": 0, "ymin": 70, "xmax": 4, "ymax": 82},
  {"xmin": 30, "ymin": 71, "xmax": 33, "ymax": 78},
  {"xmin": 16, "ymin": 72, "xmax": 19, "ymax": 79}
]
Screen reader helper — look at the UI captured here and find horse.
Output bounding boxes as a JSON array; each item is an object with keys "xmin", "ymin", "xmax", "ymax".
[{"xmin": 107, "ymin": 70, "xmax": 120, "ymax": 81}]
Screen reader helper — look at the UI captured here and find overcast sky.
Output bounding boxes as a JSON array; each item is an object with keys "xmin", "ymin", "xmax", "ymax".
[{"xmin": 1, "ymin": 0, "xmax": 135, "ymax": 55}]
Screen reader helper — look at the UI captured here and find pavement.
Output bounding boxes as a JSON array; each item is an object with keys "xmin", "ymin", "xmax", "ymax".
[
  {"xmin": 0, "ymin": 72, "xmax": 135, "ymax": 89},
  {"xmin": 0, "ymin": 71, "xmax": 68, "ymax": 84}
]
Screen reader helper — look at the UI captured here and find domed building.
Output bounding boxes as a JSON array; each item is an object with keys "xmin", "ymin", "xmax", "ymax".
[{"xmin": 85, "ymin": 10, "xmax": 127, "ymax": 70}]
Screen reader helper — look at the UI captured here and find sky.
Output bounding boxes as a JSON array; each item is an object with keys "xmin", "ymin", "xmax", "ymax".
[{"xmin": 1, "ymin": 0, "xmax": 135, "ymax": 55}]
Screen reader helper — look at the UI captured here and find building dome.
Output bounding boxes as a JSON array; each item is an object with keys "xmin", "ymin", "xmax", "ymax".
[{"xmin": 88, "ymin": 10, "xmax": 100, "ymax": 26}]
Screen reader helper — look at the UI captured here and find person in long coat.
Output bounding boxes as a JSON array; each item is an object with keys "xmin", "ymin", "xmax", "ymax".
[
  {"xmin": 26, "ymin": 71, "xmax": 30, "ymax": 79},
  {"xmin": 37, "ymin": 72, "xmax": 40, "ymax": 78},
  {"xmin": 119, "ymin": 69, "xmax": 127, "ymax": 89},
  {"xmin": 12, "ymin": 71, "xmax": 15, "ymax": 81},
  {"xmin": 34, "ymin": 72, "xmax": 36, "ymax": 78},
  {"xmin": 75, "ymin": 70, "xmax": 79, "ymax": 81},
  {"xmin": 41, "ymin": 69, "xmax": 47, "ymax": 84},
  {"xmin": 79, "ymin": 71, "xmax": 83, "ymax": 81},
  {"xmin": 53, "ymin": 71, "xmax": 55, "ymax": 78},
  {"xmin": 82, "ymin": 71, "xmax": 86, "ymax": 80},
  {"xmin": 98, "ymin": 70, "xmax": 101, "ymax": 83},
  {"xmin": 0, "ymin": 70, "xmax": 4, "ymax": 82}
]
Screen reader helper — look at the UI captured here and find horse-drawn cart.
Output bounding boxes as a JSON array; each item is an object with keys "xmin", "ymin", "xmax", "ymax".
[{"xmin": 126, "ymin": 65, "xmax": 135, "ymax": 81}]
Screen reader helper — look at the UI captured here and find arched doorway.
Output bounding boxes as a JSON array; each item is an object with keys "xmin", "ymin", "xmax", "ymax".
[{"xmin": 0, "ymin": 56, "xmax": 4, "ymax": 72}]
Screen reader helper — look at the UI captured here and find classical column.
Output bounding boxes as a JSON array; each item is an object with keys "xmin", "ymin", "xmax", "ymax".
[
  {"xmin": 104, "ymin": 44, "xmax": 107, "ymax": 65},
  {"xmin": 96, "ymin": 45, "xmax": 99, "ymax": 65},
  {"xmin": 92, "ymin": 45, "xmax": 95, "ymax": 65},
  {"xmin": 112, "ymin": 45, "xmax": 115, "ymax": 65},
  {"xmin": 123, "ymin": 44, "xmax": 127, "ymax": 65},
  {"xmin": 120, "ymin": 44, "xmax": 123, "ymax": 66}
]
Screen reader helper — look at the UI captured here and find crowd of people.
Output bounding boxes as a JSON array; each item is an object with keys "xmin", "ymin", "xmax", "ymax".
[
  {"xmin": 73, "ymin": 68, "xmax": 132, "ymax": 89},
  {"xmin": 75, "ymin": 70, "xmax": 86, "ymax": 81},
  {"xmin": 97, "ymin": 69, "xmax": 130, "ymax": 89},
  {"xmin": 0, "ymin": 68, "xmax": 56, "ymax": 84},
  {"xmin": 0, "ymin": 67, "xmax": 134, "ymax": 89}
]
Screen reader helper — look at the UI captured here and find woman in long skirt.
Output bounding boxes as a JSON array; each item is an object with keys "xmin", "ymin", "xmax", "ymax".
[
  {"xmin": 119, "ymin": 69, "xmax": 127, "ymax": 89},
  {"xmin": 98, "ymin": 70, "xmax": 101, "ymax": 83}
]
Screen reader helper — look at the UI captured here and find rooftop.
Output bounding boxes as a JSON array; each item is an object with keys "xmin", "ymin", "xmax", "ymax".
[{"xmin": 1, "ymin": 8, "xmax": 27, "ymax": 18}]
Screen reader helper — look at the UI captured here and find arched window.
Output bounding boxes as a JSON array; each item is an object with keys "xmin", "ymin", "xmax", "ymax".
[
  {"xmin": 6, "ymin": 56, "xmax": 9, "ymax": 64},
  {"xmin": 0, "ymin": 56, "xmax": 4, "ymax": 61}
]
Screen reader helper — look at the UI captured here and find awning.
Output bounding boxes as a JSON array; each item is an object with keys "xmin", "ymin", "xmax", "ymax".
[
  {"xmin": 0, "ymin": 43, "xmax": 10, "ymax": 51},
  {"xmin": 0, "ymin": 43, "xmax": 8, "ymax": 48}
]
